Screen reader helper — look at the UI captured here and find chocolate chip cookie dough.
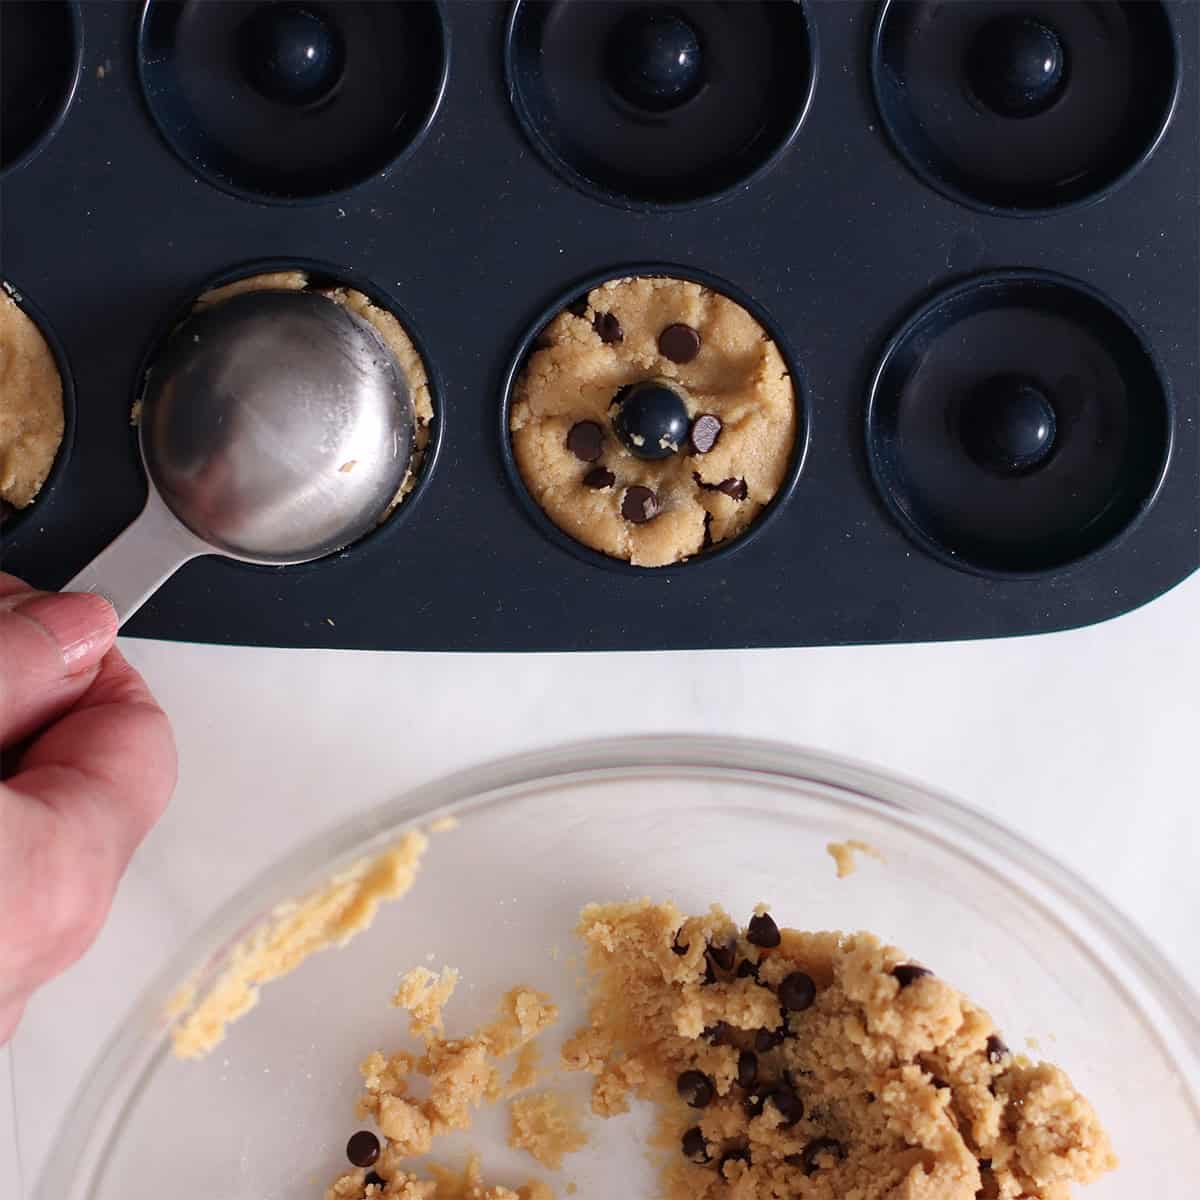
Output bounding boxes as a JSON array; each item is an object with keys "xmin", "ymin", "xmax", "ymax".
[
  {"xmin": 194, "ymin": 270, "xmax": 434, "ymax": 511},
  {"xmin": 509, "ymin": 276, "xmax": 797, "ymax": 567},
  {"xmin": 0, "ymin": 287, "xmax": 65, "ymax": 514},
  {"xmin": 325, "ymin": 963, "xmax": 566, "ymax": 1200},
  {"xmin": 563, "ymin": 901, "xmax": 1115, "ymax": 1200}
]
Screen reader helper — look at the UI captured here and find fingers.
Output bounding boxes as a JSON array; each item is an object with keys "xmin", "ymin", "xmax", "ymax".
[
  {"xmin": 0, "ymin": 572, "xmax": 34, "ymax": 601},
  {"xmin": 15, "ymin": 645, "xmax": 177, "ymax": 861},
  {"xmin": 0, "ymin": 572, "xmax": 175, "ymax": 1043},
  {"xmin": 1, "ymin": 647, "xmax": 177, "ymax": 1009},
  {"xmin": 0, "ymin": 590, "xmax": 118, "ymax": 751}
]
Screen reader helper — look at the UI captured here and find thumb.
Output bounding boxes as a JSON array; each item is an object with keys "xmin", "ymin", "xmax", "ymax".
[{"xmin": 0, "ymin": 592, "xmax": 118, "ymax": 750}]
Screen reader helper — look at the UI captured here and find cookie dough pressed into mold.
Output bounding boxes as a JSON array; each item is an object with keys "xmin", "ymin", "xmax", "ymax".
[
  {"xmin": 510, "ymin": 276, "xmax": 797, "ymax": 567},
  {"xmin": 0, "ymin": 287, "xmax": 65, "ymax": 513}
]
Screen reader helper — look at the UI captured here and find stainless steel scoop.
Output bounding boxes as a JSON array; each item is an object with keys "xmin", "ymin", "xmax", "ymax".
[{"xmin": 66, "ymin": 289, "xmax": 415, "ymax": 624}]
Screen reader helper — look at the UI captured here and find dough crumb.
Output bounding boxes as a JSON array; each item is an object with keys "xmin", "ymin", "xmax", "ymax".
[
  {"xmin": 826, "ymin": 838, "xmax": 885, "ymax": 878},
  {"xmin": 501, "ymin": 1042, "xmax": 542, "ymax": 1098},
  {"xmin": 169, "ymin": 833, "xmax": 428, "ymax": 1059},
  {"xmin": 411, "ymin": 1155, "xmax": 555, "ymax": 1200},
  {"xmin": 328, "ymin": 1153, "xmax": 548, "ymax": 1200},
  {"xmin": 427, "ymin": 1155, "xmax": 484, "ymax": 1197},
  {"xmin": 394, "ymin": 967, "xmax": 460, "ymax": 1038},
  {"xmin": 563, "ymin": 899, "xmax": 1115, "ymax": 1200},
  {"xmin": 482, "ymin": 987, "xmax": 559, "ymax": 1058},
  {"xmin": 508, "ymin": 1091, "xmax": 587, "ymax": 1169},
  {"xmin": 335, "ymin": 979, "xmax": 560, "ymax": 1199}
]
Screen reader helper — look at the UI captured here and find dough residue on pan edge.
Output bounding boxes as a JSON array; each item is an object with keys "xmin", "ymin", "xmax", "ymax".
[
  {"xmin": 169, "ymin": 832, "xmax": 428, "ymax": 1059},
  {"xmin": 191, "ymin": 271, "xmax": 434, "ymax": 511},
  {"xmin": 0, "ymin": 286, "xmax": 65, "ymax": 511},
  {"xmin": 326, "ymin": 964, "xmax": 568, "ymax": 1199},
  {"xmin": 561, "ymin": 899, "xmax": 1115, "ymax": 1200},
  {"xmin": 510, "ymin": 275, "xmax": 796, "ymax": 567},
  {"xmin": 826, "ymin": 839, "xmax": 885, "ymax": 878}
]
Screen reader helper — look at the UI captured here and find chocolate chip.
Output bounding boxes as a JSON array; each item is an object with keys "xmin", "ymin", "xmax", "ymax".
[
  {"xmin": 681, "ymin": 1126, "xmax": 710, "ymax": 1163},
  {"xmin": 770, "ymin": 1085, "xmax": 804, "ymax": 1127},
  {"xmin": 755, "ymin": 1024, "xmax": 786, "ymax": 1052},
  {"xmin": 566, "ymin": 420, "xmax": 604, "ymax": 462},
  {"xmin": 979, "ymin": 1158, "xmax": 992, "ymax": 1171},
  {"xmin": 567, "ymin": 295, "xmax": 589, "ymax": 317},
  {"xmin": 621, "ymin": 484, "xmax": 659, "ymax": 523},
  {"xmin": 736, "ymin": 958, "xmax": 759, "ymax": 981},
  {"xmin": 744, "ymin": 1086, "xmax": 773, "ymax": 1119},
  {"xmin": 892, "ymin": 964, "xmax": 932, "ymax": 988},
  {"xmin": 583, "ymin": 466, "xmax": 615, "ymax": 489},
  {"xmin": 717, "ymin": 477, "xmax": 748, "ymax": 500},
  {"xmin": 718, "ymin": 1147, "xmax": 751, "ymax": 1175},
  {"xmin": 594, "ymin": 311, "xmax": 623, "ymax": 343},
  {"xmin": 798, "ymin": 1137, "xmax": 846, "ymax": 1175},
  {"xmin": 986, "ymin": 1035, "xmax": 1009, "ymax": 1063},
  {"xmin": 702, "ymin": 1021, "xmax": 730, "ymax": 1045},
  {"xmin": 737, "ymin": 1050, "xmax": 758, "ymax": 1088},
  {"xmin": 706, "ymin": 940, "xmax": 737, "ymax": 973},
  {"xmin": 671, "ymin": 929, "xmax": 689, "ymax": 956},
  {"xmin": 746, "ymin": 912, "xmax": 780, "ymax": 948},
  {"xmin": 363, "ymin": 1172, "xmax": 386, "ymax": 1191},
  {"xmin": 701, "ymin": 958, "xmax": 717, "ymax": 985},
  {"xmin": 659, "ymin": 322, "xmax": 701, "ymax": 363},
  {"xmin": 779, "ymin": 971, "xmax": 816, "ymax": 1012},
  {"xmin": 677, "ymin": 1069, "xmax": 715, "ymax": 1108},
  {"xmin": 931, "ymin": 1076, "xmax": 949, "ymax": 1091},
  {"xmin": 984, "ymin": 1036, "xmax": 1012, "ymax": 1065},
  {"xmin": 690, "ymin": 413, "xmax": 722, "ymax": 453},
  {"xmin": 346, "ymin": 1129, "xmax": 380, "ymax": 1167}
]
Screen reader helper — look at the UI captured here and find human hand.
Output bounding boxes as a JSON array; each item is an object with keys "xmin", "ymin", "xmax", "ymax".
[{"xmin": 0, "ymin": 573, "xmax": 176, "ymax": 1042}]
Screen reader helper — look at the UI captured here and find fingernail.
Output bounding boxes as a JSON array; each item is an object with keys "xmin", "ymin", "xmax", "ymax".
[{"xmin": 16, "ymin": 592, "xmax": 119, "ymax": 672}]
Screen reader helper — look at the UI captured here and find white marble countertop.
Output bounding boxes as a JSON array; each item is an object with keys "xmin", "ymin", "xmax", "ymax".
[{"xmin": 5, "ymin": 570, "xmax": 1200, "ymax": 1198}]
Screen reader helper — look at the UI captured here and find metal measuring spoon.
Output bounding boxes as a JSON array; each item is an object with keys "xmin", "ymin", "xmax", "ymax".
[{"xmin": 66, "ymin": 289, "xmax": 415, "ymax": 624}]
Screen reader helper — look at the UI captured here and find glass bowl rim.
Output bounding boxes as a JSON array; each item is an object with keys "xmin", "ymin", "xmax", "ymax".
[{"xmin": 37, "ymin": 734, "xmax": 1200, "ymax": 1199}]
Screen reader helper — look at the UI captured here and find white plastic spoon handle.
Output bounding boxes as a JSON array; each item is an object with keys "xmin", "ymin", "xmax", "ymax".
[{"xmin": 64, "ymin": 488, "xmax": 209, "ymax": 627}]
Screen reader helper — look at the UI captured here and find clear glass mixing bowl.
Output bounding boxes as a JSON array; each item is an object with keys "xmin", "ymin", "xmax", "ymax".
[{"xmin": 39, "ymin": 737, "xmax": 1199, "ymax": 1199}]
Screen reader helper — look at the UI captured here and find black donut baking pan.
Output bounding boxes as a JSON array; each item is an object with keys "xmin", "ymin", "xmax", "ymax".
[{"xmin": 1, "ymin": 0, "xmax": 1196, "ymax": 651}]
